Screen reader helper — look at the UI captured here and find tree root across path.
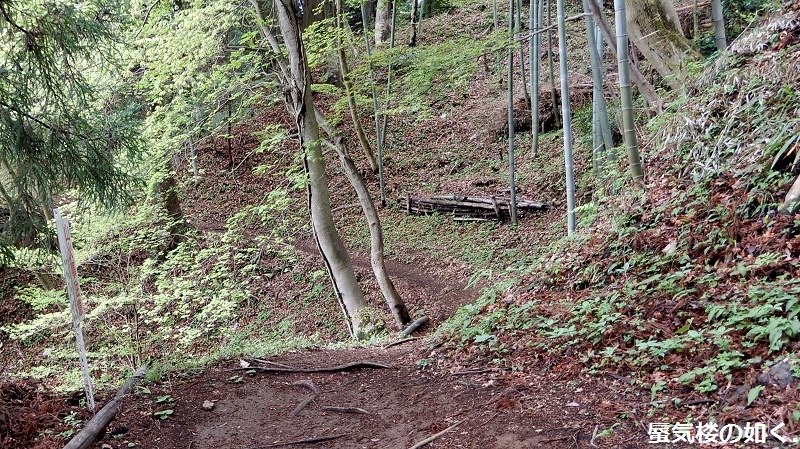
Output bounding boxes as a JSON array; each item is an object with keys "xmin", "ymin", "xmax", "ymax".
[
  {"xmin": 233, "ymin": 360, "xmax": 392, "ymax": 373},
  {"xmin": 247, "ymin": 433, "xmax": 349, "ymax": 448}
]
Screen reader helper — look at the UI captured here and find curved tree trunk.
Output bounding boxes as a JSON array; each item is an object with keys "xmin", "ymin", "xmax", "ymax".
[
  {"xmin": 625, "ymin": 0, "xmax": 700, "ymax": 92},
  {"xmin": 315, "ymin": 111, "xmax": 411, "ymax": 328},
  {"xmin": 274, "ymin": 0, "xmax": 367, "ymax": 337}
]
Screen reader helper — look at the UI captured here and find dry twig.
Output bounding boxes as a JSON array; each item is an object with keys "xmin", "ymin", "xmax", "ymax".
[
  {"xmin": 250, "ymin": 433, "xmax": 349, "ymax": 448},
  {"xmin": 406, "ymin": 421, "xmax": 462, "ymax": 449},
  {"xmin": 383, "ymin": 337, "xmax": 419, "ymax": 349},
  {"xmin": 321, "ymin": 406, "xmax": 369, "ymax": 414}
]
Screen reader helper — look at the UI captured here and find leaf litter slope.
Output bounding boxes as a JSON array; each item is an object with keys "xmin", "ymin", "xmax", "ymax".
[{"xmin": 94, "ymin": 345, "xmax": 652, "ymax": 449}]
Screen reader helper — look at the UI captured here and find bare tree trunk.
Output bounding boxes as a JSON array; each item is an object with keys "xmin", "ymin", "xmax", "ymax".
[
  {"xmin": 301, "ymin": 0, "xmax": 325, "ymax": 28},
  {"xmin": 531, "ymin": 0, "xmax": 543, "ymax": 157},
  {"xmin": 515, "ymin": 0, "xmax": 531, "ymax": 107},
  {"xmin": 274, "ymin": 0, "xmax": 368, "ymax": 337},
  {"xmin": 375, "ymin": 0, "xmax": 392, "ymax": 45},
  {"xmin": 316, "ymin": 111, "xmax": 411, "ymax": 328},
  {"xmin": 624, "ymin": 0, "xmax": 700, "ymax": 92},
  {"xmin": 545, "ymin": 0, "xmax": 561, "ymax": 128},
  {"xmin": 556, "ymin": 0, "xmax": 575, "ymax": 234},
  {"xmin": 507, "ymin": 0, "xmax": 518, "ymax": 225},
  {"xmin": 154, "ymin": 156, "xmax": 188, "ymax": 253},
  {"xmin": 410, "ymin": 0, "xmax": 419, "ymax": 46},
  {"xmin": 710, "ymin": 0, "xmax": 726, "ymax": 50}
]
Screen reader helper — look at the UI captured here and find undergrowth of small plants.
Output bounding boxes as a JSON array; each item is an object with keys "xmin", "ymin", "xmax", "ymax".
[
  {"xmin": 1, "ymin": 163, "xmax": 342, "ymax": 392},
  {"xmin": 441, "ymin": 8, "xmax": 800, "ymax": 426}
]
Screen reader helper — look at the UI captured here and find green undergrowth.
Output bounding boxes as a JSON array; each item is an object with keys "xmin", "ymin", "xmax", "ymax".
[
  {"xmin": 1, "ymin": 185, "xmax": 332, "ymax": 391},
  {"xmin": 442, "ymin": 10, "xmax": 800, "ymax": 412}
]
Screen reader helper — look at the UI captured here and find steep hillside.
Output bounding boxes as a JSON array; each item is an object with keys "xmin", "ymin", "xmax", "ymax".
[{"xmin": 438, "ymin": 0, "xmax": 800, "ymax": 433}]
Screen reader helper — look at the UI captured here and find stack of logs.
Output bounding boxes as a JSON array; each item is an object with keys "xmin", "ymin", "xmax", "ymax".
[{"xmin": 403, "ymin": 195, "xmax": 550, "ymax": 221}]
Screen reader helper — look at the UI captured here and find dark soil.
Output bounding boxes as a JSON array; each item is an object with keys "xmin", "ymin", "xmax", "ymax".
[{"xmin": 92, "ymin": 344, "xmax": 650, "ymax": 449}]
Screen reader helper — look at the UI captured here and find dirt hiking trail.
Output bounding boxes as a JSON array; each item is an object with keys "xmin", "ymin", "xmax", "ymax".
[{"xmin": 93, "ymin": 344, "xmax": 650, "ymax": 449}]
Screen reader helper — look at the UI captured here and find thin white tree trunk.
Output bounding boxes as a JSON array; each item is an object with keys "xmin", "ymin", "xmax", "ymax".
[
  {"xmin": 334, "ymin": 0, "xmax": 379, "ymax": 172},
  {"xmin": 315, "ymin": 113, "xmax": 411, "ymax": 328},
  {"xmin": 274, "ymin": 0, "xmax": 367, "ymax": 337},
  {"xmin": 375, "ymin": 0, "xmax": 392, "ymax": 45}
]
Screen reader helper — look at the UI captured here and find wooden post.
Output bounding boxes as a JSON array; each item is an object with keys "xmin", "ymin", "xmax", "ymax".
[{"xmin": 53, "ymin": 208, "xmax": 95, "ymax": 412}]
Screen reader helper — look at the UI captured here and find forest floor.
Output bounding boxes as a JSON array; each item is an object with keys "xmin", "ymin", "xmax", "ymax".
[
  {"xmin": 86, "ymin": 234, "xmax": 650, "ymax": 449},
  {"xmin": 93, "ymin": 344, "xmax": 652, "ymax": 449}
]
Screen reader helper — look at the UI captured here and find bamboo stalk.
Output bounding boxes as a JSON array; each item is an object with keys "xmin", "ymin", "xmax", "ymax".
[
  {"xmin": 508, "ymin": 0, "xmax": 518, "ymax": 225},
  {"xmin": 545, "ymin": 0, "xmax": 561, "ymax": 128},
  {"xmin": 493, "ymin": 0, "xmax": 501, "ymax": 81},
  {"xmin": 516, "ymin": 0, "xmax": 531, "ymax": 107},
  {"xmin": 585, "ymin": 0, "xmax": 662, "ymax": 111},
  {"xmin": 379, "ymin": 0, "xmax": 398, "ymax": 154},
  {"xmin": 613, "ymin": 0, "xmax": 644, "ymax": 186},
  {"xmin": 556, "ymin": 0, "xmax": 575, "ymax": 234},
  {"xmin": 710, "ymin": 0, "xmax": 726, "ymax": 50},
  {"xmin": 530, "ymin": 0, "xmax": 541, "ymax": 157},
  {"xmin": 582, "ymin": 0, "xmax": 613, "ymax": 164}
]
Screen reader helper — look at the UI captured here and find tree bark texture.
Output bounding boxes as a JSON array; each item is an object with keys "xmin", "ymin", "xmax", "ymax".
[
  {"xmin": 375, "ymin": 0, "xmax": 392, "ymax": 45},
  {"xmin": 274, "ymin": 0, "xmax": 368, "ymax": 337}
]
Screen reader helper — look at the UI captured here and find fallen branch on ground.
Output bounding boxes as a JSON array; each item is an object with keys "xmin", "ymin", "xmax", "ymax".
[
  {"xmin": 321, "ymin": 406, "xmax": 369, "ymax": 414},
  {"xmin": 292, "ymin": 380, "xmax": 320, "ymax": 394},
  {"xmin": 451, "ymin": 369, "xmax": 491, "ymax": 376},
  {"xmin": 250, "ymin": 359, "xmax": 298, "ymax": 370},
  {"xmin": 407, "ymin": 421, "xmax": 463, "ymax": 449},
  {"xmin": 233, "ymin": 361, "xmax": 392, "ymax": 373},
  {"xmin": 404, "ymin": 195, "xmax": 549, "ymax": 221},
  {"xmin": 291, "ymin": 395, "xmax": 316, "ymax": 416},
  {"xmin": 64, "ymin": 366, "xmax": 147, "ymax": 449},
  {"xmin": 401, "ymin": 317, "xmax": 429, "ymax": 337},
  {"xmin": 251, "ymin": 433, "xmax": 349, "ymax": 448},
  {"xmin": 383, "ymin": 337, "xmax": 419, "ymax": 349}
]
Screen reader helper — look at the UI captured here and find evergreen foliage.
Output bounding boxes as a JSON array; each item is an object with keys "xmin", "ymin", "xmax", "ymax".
[{"xmin": 0, "ymin": 0, "xmax": 142, "ymax": 263}]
